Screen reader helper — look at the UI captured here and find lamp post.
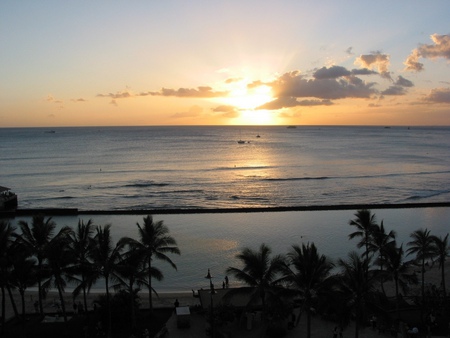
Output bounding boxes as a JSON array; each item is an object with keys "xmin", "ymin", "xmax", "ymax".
[{"xmin": 205, "ymin": 269, "xmax": 216, "ymax": 337}]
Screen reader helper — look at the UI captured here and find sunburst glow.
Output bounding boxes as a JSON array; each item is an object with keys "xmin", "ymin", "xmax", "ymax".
[{"xmin": 223, "ymin": 83, "xmax": 273, "ymax": 110}]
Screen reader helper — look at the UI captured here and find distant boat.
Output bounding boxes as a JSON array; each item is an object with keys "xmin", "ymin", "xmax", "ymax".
[
  {"xmin": 256, "ymin": 134, "xmax": 261, "ymax": 138},
  {"xmin": 286, "ymin": 126, "xmax": 296, "ymax": 129},
  {"xmin": 45, "ymin": 130, "xmax": 56, "ymax": 133},
  {"xmin": 237, "ymin": 140, "xmax": 246, "ymax": 144},
  {"xmin": 0, "ymin": 186, "xmax": 18, "ymax": 210}
]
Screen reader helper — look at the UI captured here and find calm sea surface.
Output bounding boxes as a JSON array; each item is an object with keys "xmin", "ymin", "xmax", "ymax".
[{"xmin": 1, "ymin": 126, "xmax": 450, "ymax": 291}]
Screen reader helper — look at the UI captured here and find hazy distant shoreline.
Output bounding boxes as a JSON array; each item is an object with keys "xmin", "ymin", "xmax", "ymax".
[{"xmin": 3, "ymin": 201, "xmax": 450, "ymax": 217}]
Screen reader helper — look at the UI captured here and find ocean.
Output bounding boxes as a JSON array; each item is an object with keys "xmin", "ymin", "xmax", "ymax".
[
  {"xmin": 1, "ymin": 126, "xmax": 450, "ymax": 292},
  {"xmin": 2, "ymin": 125, "xmax": 450, "ymax": 209}
]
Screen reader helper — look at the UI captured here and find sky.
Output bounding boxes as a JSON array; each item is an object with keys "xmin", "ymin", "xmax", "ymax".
[{"xmin": 1, "ymin": 1, "xmax": 450, "ymax": 127}]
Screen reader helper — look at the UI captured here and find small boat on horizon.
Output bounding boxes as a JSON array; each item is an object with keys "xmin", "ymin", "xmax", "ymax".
[
  {"xmin": 237, "ymin": 140, "xmax": 246, "ymax": 144},
  {"xmin": 286, "ymin": 126, "xmax": 297, "ymax": 129}
]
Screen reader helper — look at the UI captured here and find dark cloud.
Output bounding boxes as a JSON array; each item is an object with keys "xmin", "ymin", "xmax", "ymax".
[
  {"xmin": 381, "ymin": 86, "xmax": 407, "ymax": 96},
  {"xmin": 395, "ymin": 76, "xmax": 414, "ymax": 87},
  {"xmin": 346, "ymin": 47, "xmax": 354, "ymax": 55},
  {"xmin": 144, "ymin": 86, "xmax": 228, "ymax": 98},
  {"xmin": 211, "ymin": 105, "xmax": 239, "ymax": 118},
  {"xmin": 268, "ymin": 71, "xmax": 377, "ymax": 102},
  {"xmin": 405, "ymin": 34, "xmax": 450, "ymax": 72},
  {"xmin": 351, "ymin": 68, "xmax": 378, "ymax": 76},
  {"xmin": 313, "ymin": 66, "xmax": 376, "ymax": 79},
  {"xmin": 258, "ymin": 97, "xmax": 333, "ymax": 110},
  {"xmin": 423, "ymin": 88, "xmax": 450, "ymax": 103},
  {"xmin": 71, "ymin": 98, "xmax": 87, "ymax": 102},
  {"xmin": 313, "ymin": 66, "xmax": 351, "ymax": 79}
]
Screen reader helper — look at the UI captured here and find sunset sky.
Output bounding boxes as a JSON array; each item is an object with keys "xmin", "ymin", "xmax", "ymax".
[{"xmin": 1, "ymin": 1, "xmax": 450, "ymax": 127}]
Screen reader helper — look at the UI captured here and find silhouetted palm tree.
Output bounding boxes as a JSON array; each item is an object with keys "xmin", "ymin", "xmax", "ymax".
[
  {"xmin": 90, "ymin": 224, "xmax": 124, "ymax": 338},
  {"xmin": 283, "ymin": 243, "xmax": 334, "ymax": 338},
  {"xmin": 112, "ymin": 248, "xmax": 155, "ymax": 331},
  {"xmin": 382, "ymin": 243, "xmax": 417, "ymax": 320},
  {"xmin": 431, "ymin": 233, "xmax": 449, "ymax": 296},
  {"xmin": 367, "ymin": 221, "xmax": 396, "ymax": 295},
  {"xmin": 407, "ymin": 228, "xmax": 435, "ymax": 303},
  {"xmin": 44, "ymin": 231, "xmax": 74, "ymax": 326},
  {"xmin": 10, "ymin": 255, "xmax": 37, "ymax": 318},
  {"xmin": 0, "ymin": 220, "xmax": 16, "ymax": 331},
  {"xmin": 69, "ymin": 219, "xmax": 97, "ymax": 313},
  {"xmin": 338, "ymin": 251, "xmax": 376, "ymax": 338},
  {"xmin": 17, "ymin": 214, "xmax": 71, "ymax": 315},
  {"xmin": 123, "ymin": 215, "xmax": 180, "ymax": 313},
  {"xmin": 226, "ymin": 243, "xmax": 285, "ymax": 313},
  {"xmin": 348, "ymin": 209, "xmax": 378, "ymax": 276}
]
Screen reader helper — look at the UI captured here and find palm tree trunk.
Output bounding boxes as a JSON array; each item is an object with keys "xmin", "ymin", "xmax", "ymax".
[
  {"xmin": 395, "ymin": 276, "xmax": 400, "ymax": 320},
  {"xmin": 56, "ymin": 281, "xmax": 68, "ymax": 324},
  {"xmin": 1, "ymin": 285, "xmax": 5, "ymax": 335},
  {"xmin": 148, "ymin": 258, "xmax": 153, "ymax": 313},
  {"xmin": 441, "ymin": 263, "xmax": 446, "ymax": 296},
  {"xmin": 19, "ymin": 289, "xmax": 26, "ymax": 319},
  {"xmin": 6, "ymin": 285, "xmax": 19, "ymax": 318},
  {"xmin": 421, "ymin": 259, "xmax": 425, "ymax": 303},
  {"xmin": 82, "ymin": 286, "xmax": 88, "ymax": 314},
  {"xmin": 129, "ymin": 283, "xmax": 136, "ymax": 331},
  {"xmin": 38, "ymin": 260, "xmax": 44, "ymax": 315},
  {"xmin": 105, "ymin": 277, "xmax": 112, "ymax": 338}
]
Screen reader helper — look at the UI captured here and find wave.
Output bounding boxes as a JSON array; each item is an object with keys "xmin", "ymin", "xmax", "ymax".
[
  {"xmin": 261, "ymin": 170, "xmax": 450, "ymax": 182},
  {"xmin": 405, "ymin": 189, "xmax": 450, "ymax": 201},
  {"xmin": 263, "ymin": 176, "xmax": 330, "ymax": 181},
  {"xmin": 124, "ymin": 181, "xmax": 169, "ymax": 188}
]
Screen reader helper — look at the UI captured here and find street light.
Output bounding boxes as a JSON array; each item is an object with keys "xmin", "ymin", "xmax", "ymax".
[{"xmin": 205, "ymin": 269, "xmax": 216, "ymax": 337}]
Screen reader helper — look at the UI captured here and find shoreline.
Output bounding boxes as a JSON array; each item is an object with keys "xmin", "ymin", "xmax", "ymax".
[
  {"xmin": 2, "ymin": 201, "xmax": 450, "ymax": 217},
  {"xmin": 4, "ymin": 290, "xmax": 198, "ymax": 321}
]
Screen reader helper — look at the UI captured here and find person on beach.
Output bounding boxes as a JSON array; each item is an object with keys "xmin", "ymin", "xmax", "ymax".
[
  {"xmin": 174, "ymin": 299, "xmax": 179, "ymax": 308},
  {"xmin": 225, "ymin": 275, "xmax": 229, "ymax": 288}
]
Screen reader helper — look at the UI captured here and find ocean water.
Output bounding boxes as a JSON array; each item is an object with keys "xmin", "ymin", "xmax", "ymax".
[
  {"xmin": 1, "ymin": 126, "xmax": 450, "ymax": 210},
  {"xmin": 2, "ymin": 126, "xmax": 450, "ymax": 292}
]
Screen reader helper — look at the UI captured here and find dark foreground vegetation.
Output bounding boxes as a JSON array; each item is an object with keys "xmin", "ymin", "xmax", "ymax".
[{"xmin": 1, "ymin": 209, "xmax": 450, "ymax": 337}]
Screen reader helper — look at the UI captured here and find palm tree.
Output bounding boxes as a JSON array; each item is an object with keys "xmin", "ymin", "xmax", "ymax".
[
  {"xmin": 337, "ymin": 251, "xmax": 376, "ymax": 338},
  {"xmin": 44, "ymin": 231, "xmax": 74, "ymax": 326},
  {"xmin": 69, "ymin": 219, "xmax": 97, "ymax": 313},
  {"xmin": 112, "ymin": 248, "xmax": 158, "ymax": 332},
  {"xmin": 348, "ymin": 209, "xmax": 378, "ymax": 263},
  {"xmin": 407, "ymin": 228, "xmax": 435, "ymax": 303},
  {"xmin": 90, "ymin": 224, "xmax": 124, "ymax": 338},
  {"xmin": 382, "ymin": 243, "xmax": 417, "ymax": 320},
  {"xmin": 0, "ymin": 220, "xmax": 16, "ymax": 332},
  {"xmin": 17, "ymin": 214, "xmax": 71, "ymax": 315},
  {"xmin": 431, "ymin": 233, "xmax": 449, "ymax": 296},
  {"xmin": 226, "ymin": 243, "xmax": 285, "ymax": 313},
  {"xmin": 123, "ymin": 215, "xmax": 180, "ymax": 313},
  {"xmin": 283, "ymin": 243, "xmax": 334, "ymax": 338},
  {"xmin": 367, "ymin": 221, "xmax": 396, "ymax": 295},
  {"xmin": 9, "ymin": 255, "xmax": 37, "ymax": 319}
]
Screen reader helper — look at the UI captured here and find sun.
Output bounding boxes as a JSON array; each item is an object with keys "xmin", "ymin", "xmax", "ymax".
[
  {"xmin": 224, "ymin": 83, "xmax": 273, "ymax": 110},
  {"xmin": 238, "ymin": 109, "xmax": 274, "ymax": 125},
  {"xmin": 217, "ymin": 80, "xmax": 276, "ymax": 124}
]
